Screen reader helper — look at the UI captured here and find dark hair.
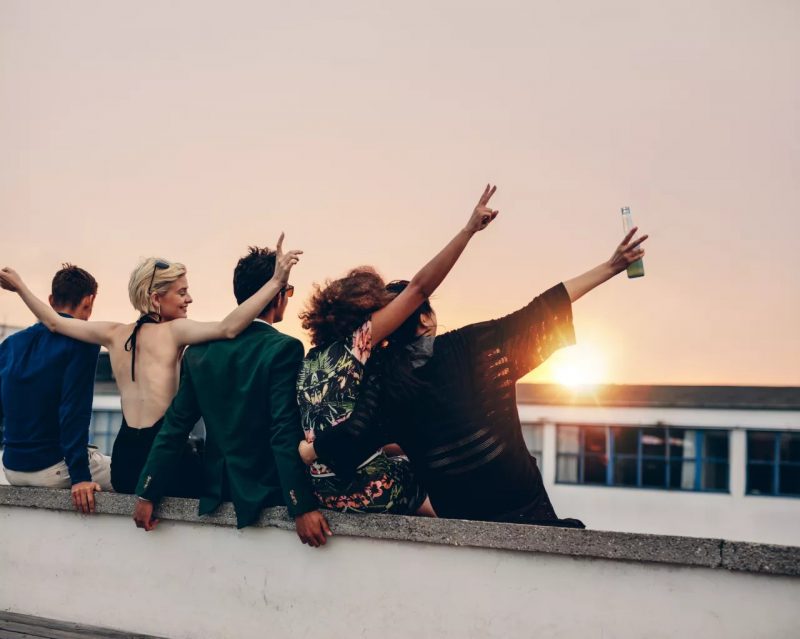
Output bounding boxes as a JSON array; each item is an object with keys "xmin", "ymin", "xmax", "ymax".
[
  {"xmin": 51, "ymin": 264, "xmax": 98, "ymax": 309},
  {"xmin": 299, "ymin": 267, "xmax": 391, "ymax": 347},
  {"xmin": 233, "ymin": 246, "xmax": 277, "ymax": 314},
  {"xmin": 369, "ymin": 280, "xmax": 433, "ymax": 404}
]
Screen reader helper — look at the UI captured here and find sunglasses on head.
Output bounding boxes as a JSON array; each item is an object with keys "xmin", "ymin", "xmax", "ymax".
[
  {"xmin": 148, "ymin": 260, "xmax": 170, "ymax": 294},
  {"xmin": 281, "ymin": 284, "xmax": 294, "ymax": 298}
]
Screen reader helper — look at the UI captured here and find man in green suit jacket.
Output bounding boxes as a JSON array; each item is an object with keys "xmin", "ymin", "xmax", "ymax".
[{"xmin": 132, "ymin": 244, "xmax": 331, "ymax": 546}]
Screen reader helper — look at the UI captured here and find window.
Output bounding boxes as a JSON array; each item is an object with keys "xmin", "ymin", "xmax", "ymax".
[
  {"xmin": 522, "ymin": 423, "xmax": 544, "ymax": 469},
  {"xmin": 89, "ymin": 410, "xmax": 123, "ymax": 455},
  {"xmin": 747, "ymin": 431, "xmax": 800, "ymax": 497},
  {"xmin": 556, "ymin": 424, "xmax": 729, "ymax": 492}
]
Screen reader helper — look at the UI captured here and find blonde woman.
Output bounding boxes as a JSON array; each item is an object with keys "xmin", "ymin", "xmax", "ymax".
[{"xmin": 0, "ymin": 234, "xmax": 302, "ymax": 496}]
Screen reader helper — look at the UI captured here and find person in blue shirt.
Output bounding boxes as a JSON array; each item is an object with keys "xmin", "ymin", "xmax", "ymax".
[{"xmin": 0, "ymin": 264, "xmax": 110, "ymax": 514}]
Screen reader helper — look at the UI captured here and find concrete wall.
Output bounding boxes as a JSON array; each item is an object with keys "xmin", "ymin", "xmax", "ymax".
[
  {"xmin": 1, "ymin": 488, "xmax": 799, "ymax": 639},
  {"xmin": 520, "ymin": 403, "xmax": 800, "ymax": 545}
]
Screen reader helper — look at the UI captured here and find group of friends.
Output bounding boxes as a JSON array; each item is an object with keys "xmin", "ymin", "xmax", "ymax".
[{"xmin": 0, "ymin": 185, "xmax": 648, "ymax": 547}]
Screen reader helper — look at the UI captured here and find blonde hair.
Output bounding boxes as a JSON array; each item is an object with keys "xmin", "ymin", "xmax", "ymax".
[{"xmin": 128, "ymin": 257, "xmax": 187, "ymax": 315}]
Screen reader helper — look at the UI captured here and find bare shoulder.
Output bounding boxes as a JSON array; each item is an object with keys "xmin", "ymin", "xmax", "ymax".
[{"xmin": 106, "ymin": 322, "xmax": 136, "ymax": 349}]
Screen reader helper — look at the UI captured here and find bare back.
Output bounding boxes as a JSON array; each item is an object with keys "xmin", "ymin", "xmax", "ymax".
[{"xmin": 105, "ymin": 322, "xmax": 183, "ymax": 428}]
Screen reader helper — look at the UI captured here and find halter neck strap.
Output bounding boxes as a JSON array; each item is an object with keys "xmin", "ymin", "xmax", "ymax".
[{"xmin": 124, "ymin": 314, "xmax": 160, "ymax": 382}]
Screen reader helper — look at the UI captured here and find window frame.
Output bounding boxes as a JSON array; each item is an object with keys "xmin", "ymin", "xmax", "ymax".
[
  {"xmin": 555, "ymin": 423, "xmax": 730, "ymax": 493},
  {"xmin": 746, "ymin": 430, "xmax": 800, "ymax": 498}
]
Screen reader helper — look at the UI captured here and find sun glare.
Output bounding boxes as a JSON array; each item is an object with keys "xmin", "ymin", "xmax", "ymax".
[{"xmin": 550, "ymin": 344, "xmax": 607, "ymax": 388}]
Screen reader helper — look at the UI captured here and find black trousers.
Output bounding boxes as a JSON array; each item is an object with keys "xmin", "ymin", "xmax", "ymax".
[{"xmin": 110, "ymin": 417, "xmax": 203, "ymax": 498}]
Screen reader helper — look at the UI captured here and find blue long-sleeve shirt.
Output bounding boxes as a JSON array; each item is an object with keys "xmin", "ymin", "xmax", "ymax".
[{"xmin": 0, "ymin": 316, "xmax": 100, "ymax": 484}]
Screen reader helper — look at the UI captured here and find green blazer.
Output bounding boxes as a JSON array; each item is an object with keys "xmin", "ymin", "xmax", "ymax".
[{"xmin": 136, "ymin": 321, "xmax": 317, "ymax": 528}]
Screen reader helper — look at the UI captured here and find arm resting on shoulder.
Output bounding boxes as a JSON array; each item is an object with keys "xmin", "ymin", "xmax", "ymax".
[
  {"xmin": 168, "ymin": 234, "xmax": 302, "ymax": 346},
  {"xmin": 10, "ymin": 281, "xmax": 117, "ymax": 347}
]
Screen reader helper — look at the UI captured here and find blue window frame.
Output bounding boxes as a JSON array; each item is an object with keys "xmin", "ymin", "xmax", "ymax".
[
  {"xmin": 556, "ymin": 425, "xmax": 729, "ymax": 492},
  {"xmin": 746, "ymin": 431, "xmax": 800, "ymax": 497}
]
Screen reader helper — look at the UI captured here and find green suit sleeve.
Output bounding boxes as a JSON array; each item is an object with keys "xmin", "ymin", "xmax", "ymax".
[
  {"xmin": 136, "ymin": 357, "xmax": 202, "ymax": 502},
  {"xmin": 268, "ymin": 339, "xmax": 318, "ymax": 517}
]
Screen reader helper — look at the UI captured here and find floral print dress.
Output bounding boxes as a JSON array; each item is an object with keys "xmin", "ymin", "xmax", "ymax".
[{"xmin": 296, "ymin": 320, "xmax": 426, "ymax": 514}]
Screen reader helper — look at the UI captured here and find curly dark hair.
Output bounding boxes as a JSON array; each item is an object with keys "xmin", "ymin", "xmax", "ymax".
[
  {"xmin": 51, "ymin": 264, "xmax": 98, "ymax": 308},
  {"xmin": 299, "ymin": 267, "xmax": 392, "ymax": 347},
  {"xmin": 233, "ymin": 246, "xmax": 277, "ymax": 315}
]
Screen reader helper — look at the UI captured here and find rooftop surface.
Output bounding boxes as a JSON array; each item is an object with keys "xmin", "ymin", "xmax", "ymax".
[{"xmin": 1, "ymin": 485, "xmax": 798, "ymax": 577}]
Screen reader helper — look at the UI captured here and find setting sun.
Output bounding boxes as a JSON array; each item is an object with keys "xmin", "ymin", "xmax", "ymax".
[{"xmin": 549, "ymin": 344, "xmax": 608, "ymax": 388}]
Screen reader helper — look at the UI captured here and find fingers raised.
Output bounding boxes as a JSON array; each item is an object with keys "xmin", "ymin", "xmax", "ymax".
[
  {"xmin": 276, "ymin": 232, "xmax": 285, "ymax": 255},
  {"xmin": 619, "ymin": 227, "xmax": 638, "ymax": 247},
  {"xmin": 627, "ymin": 234, "xmax": 649, "ymax": 251},
  {"xmin": 479, "ymin": 184, "xmax": 497, "ymax": 206}
]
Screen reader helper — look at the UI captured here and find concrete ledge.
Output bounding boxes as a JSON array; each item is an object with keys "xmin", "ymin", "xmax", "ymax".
[{"xmin": 1, "ymin": 485, "xmax": 798, "ymax": 577}]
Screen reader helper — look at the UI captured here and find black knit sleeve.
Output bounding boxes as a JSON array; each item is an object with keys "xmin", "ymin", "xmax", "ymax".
[
  {"xmin": 312, "ymin": 369, "xmax": 391, "ymax": 478},
  {"xmin": 486, "ymin": 283, "xmax": 576, "ymax": 380}
]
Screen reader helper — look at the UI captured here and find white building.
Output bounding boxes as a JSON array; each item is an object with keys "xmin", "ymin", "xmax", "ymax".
[{"xmin": 518, "ymin": 384, "xmax": 800, "ymax": 545}]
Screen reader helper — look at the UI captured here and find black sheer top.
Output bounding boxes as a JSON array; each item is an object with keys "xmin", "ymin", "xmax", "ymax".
[{"xmin": 312, "ymin": 283, "xmax": 576, "ymax": 520}]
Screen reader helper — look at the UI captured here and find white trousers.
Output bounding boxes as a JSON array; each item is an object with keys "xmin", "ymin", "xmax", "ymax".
[{"xmin": 2, "ymin": 447, "xmax": 113, "ymax": 491}]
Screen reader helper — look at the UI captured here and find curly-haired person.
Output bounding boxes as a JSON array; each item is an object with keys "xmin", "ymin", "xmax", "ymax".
[{"xmin": 296, "ymin": 185, "xmax": 499, "ymax": 516}]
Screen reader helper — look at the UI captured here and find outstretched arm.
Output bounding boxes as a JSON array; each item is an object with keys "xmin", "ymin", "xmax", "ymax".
[
  {"xmin": 0, "ymin": 268, "xmax": 118, "ymax": 347},
  {"xmin": 563, "ymin": 227, "xmax": 648, "ymax": 303},
  {"xmin": 371, "ymin": 184, "xmax": 500, "ymax": 344},
  {"xmin": 168, "ymin": 233, "xmax": 302, "ymax": 347},
  {"xmin": 486, "ymin": 227, "xmax": 649, "ymax": 379}
]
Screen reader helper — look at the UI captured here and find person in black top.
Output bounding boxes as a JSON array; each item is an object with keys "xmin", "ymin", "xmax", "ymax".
[{"xmin": 299, "ymin": 226, "xmax": 649, "ymax": 526}]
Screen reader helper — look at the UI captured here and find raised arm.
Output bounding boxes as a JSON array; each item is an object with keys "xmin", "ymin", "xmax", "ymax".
[
  {"xmin": 563, "ymin": 227, "xmax": 648, "ymax": 303},
  {"xmin": 485, "ymin": 227, "xmax": 649, "ymax": 379},
  {"xmin": 371, "ymin": 184, "xmax": 499, "ymax": 344},
  {"xmin": 168, "ymin": 233, "xmax": 302, "ymax": 347},
  {"xmin": 0, "ymin": 267, "xmax": 118, "ymax": 347}
]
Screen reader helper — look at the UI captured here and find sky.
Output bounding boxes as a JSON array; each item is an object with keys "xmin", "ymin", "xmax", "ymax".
[{"xmin": 1, "ymin": 0, "xmax": 798, "ymax": 386}]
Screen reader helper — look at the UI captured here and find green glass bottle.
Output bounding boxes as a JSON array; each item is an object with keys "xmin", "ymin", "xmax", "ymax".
[{"xmin": 621, "ymin": 206, "xmax": 644, "ymax": 278}]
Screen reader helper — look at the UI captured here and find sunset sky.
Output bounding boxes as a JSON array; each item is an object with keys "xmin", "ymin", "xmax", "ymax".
[{"xmin": 1, "ymin": 1, "xmax": 798, "ymax": 386}]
